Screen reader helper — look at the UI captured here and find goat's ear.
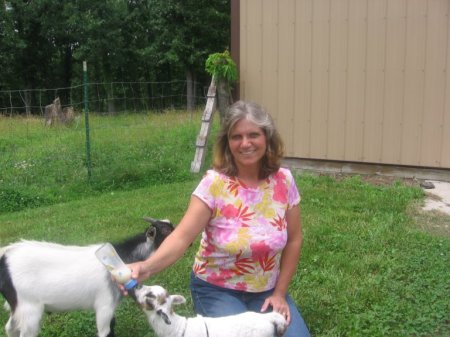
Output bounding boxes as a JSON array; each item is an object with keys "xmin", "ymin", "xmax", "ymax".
[
  {"xmin": 170, "ymin": 295, "xmax": 186, "ymax": 305},
  {"xmin": 145, "ymin": 226, "xmax": 156, "ymax": 240},
  {"xmin": 157, "ymin": 309, "xmax": 171, "ymax": 325},
  {"xmin": 143, "ymin": 216, "xmax": 157, "ymax": 224}
]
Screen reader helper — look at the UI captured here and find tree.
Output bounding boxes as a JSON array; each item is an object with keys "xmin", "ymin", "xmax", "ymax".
[
  {"xmin": 2, "ymin": 0, "xmax": 62, "ymax": 113},
  {"xmin": 70, "ymin": 0, "xmax": 130, "ymax": 113},
  {"xmin": 145, "ymin": 0, "xmax": 230, "ymax": 110},
  {"xmin": 0, "ymin": 1, "xmax": 25, "ymax": 91},
  {"xmin": 0, "ymin": 0, "xmax": 231, "ymax": 113}
]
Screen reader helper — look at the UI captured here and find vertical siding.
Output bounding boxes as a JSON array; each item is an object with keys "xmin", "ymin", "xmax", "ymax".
[
  {"xmin": 241, "ymin": 0, "xmax": 262, "ymax": 101},
  {"xmin": 239, "ymin": 0, "xmax": 450, "ymax": 169},
  {"xmin": 278, "ymin": 0, "xmax": 296, "ymax": 156},
  {"xmin": 261, "ymin": 1, "xmax": 279, "ymax": 120},
  {"xmin": 421, "ymin": 0, "xmax": 448, "ymax": 167},
  {"xmin": 444, "ymin": 2, "xmax": 450, "ymax": 167},
  {"xmin": 382, "ymin": 0, "xmax": 406, "ymax": 165},
  {"xmin": 364, "ymin": 0, "xmax": 387, "ymax": 163},
  {"xmin": 293, "ymin": 0, "xmax": 313, "ymax": 158},
  {"xmin": 346, "ymin": 0, "xmax": 367, "ymax": 162},
  {"xmin": 328, "ymin": 0, "xmax": 348, "ymax": 160},
  {"xmin": 310, "ymin": 0, "xmax": 330, "ymax": 159},
  {"xmin": 402, "ymin": 0, "xmax": 427, "ymax": 165}
]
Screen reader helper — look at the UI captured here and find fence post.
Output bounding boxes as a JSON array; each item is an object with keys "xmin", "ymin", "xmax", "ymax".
[{"xmin": 83, "ymin": 61, "xmax": 92, "ymax": 181}]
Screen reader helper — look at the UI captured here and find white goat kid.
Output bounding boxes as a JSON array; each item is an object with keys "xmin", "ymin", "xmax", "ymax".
[
  {"xmin": 133, "ymin": 285, "xmax": 288, "ymax": 337},
  {"xmin": 0, "ymin": 218, "xmax": 173, "ymax": 337}
]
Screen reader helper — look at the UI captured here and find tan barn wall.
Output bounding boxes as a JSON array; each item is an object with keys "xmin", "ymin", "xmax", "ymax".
[{"xmin": 238, "ymin": 0, "xmax": 450, "ymax": 169}]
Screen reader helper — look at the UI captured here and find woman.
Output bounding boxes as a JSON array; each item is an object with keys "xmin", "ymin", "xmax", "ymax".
[{"xmin": 126, "ymin": 100, "xmax": 310, "ymax": 337}]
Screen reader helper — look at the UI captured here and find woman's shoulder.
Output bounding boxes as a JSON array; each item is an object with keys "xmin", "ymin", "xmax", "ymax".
[
  {"xmin": 278, "ymin": 166, "xmax": 294, "ymax": 175},
  {"xmin": 273, "ymin": 167, "xmax": 295, "ymax": 180},
  {"xmin": 203, "ymin": 169, "xmax": 226, "ymax": 179},
  {"xmin": 199, "ymin": 169, "xmax": 229, "ymax": 184}
]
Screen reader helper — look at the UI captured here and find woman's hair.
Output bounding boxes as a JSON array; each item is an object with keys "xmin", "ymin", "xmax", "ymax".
[{"xmin": 212, "ymin": 100, "xmax": 285, "ymax": 179}]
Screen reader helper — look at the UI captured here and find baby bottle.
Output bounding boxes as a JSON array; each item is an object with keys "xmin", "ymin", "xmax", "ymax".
[{"xmin": 95, "ymin": 242, "xmax": 138, "ymax": 290}]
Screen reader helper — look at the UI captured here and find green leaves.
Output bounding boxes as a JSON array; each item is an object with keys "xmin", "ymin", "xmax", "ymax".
[
  {"xmin": 205, "ymin": 50, "xmax": 238, "ymax": 84},
  {"xmin": 1, "ymin": 0, "xmax": 230, "ymax": 93}
]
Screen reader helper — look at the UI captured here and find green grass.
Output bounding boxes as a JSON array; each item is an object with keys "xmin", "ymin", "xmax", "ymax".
[
  {"xmin": 0, "ymin": 113, "xmax": 449, "ymax": 337},
  {"xmin": 0, "ymin": 110, "xmax": 207, "ymax": 213},
  {"xmin": 297, "ymin": 175, "xmax": 449, "ymax": 336}
]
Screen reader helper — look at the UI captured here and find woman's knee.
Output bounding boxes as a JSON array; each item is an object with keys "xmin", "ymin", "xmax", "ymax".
[
  {"xmin": 284, "ymin": 295, "xmax": 310, "ymax": 337},
  {"xmin": 190, "ymin": 275, "xmax": 246, "ymax": 317}
]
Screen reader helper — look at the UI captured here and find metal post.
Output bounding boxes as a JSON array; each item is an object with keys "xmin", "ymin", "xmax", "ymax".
[{"xmin": 83, "ymin": 61, "xmax": 92, "ymax": 181}]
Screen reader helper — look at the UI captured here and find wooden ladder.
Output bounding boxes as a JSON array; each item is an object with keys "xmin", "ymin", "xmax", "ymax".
[{"xmin": 191, "ymin": 78, "xmax": 217, "ymax": 173}]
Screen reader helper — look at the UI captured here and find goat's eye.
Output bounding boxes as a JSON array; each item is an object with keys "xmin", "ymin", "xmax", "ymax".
[
  {"xmin": 146, "ymin": 293, "xmax": 156, "ymax": 299},
  {"xmin": 144, "ymin": 298, "xmax": 155, "ymax": 310}
]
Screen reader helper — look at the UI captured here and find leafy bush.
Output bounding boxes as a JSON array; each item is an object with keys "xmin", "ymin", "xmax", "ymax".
[
  {"xmin": 205, "ymin": 50, "xmax": 238, "ymax": 85},
  {"xmin": 0, "ymin": 188, "xmax": 52, "ymax": 213}
]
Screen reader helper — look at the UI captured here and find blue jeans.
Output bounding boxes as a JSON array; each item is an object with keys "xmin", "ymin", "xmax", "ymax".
[{"xmin": 190, "ymin": 273, "xmax": 310, "ymax": 337}]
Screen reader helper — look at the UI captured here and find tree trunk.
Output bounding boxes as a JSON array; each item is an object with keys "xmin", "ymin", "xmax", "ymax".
[
  {"xmin": 107, "ymin": 83, "xmax": 116, "ymax": 115},
  {"xmin": 24, "ymin": 90, "xmax": 31, "ymax": 117},
  {"xmin": 108, "ymin": 99, "xmax": 116, "ymax": 115},
  {"xmin": 217, "ymin": 79, "xmax": 231, "ymax": 124},
  {"xmin": 186, "ymin": 69, "xmax": 195, "ymax": 111}
]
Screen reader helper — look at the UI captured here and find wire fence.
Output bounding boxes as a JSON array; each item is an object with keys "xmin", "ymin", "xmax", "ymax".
[
  {"xmin": 0, "ymin": 80, "xmax": 209, "ymax": 116},
  {"xmin": 0, "ymin": 80, "xmax": 218, "ymax": 214}
]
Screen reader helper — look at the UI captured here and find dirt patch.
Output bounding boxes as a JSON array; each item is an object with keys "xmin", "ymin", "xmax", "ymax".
[
  {"xmin": 320, "ymin": 173, "xmax": 450, "ymax": 238},
  {"xmin": 321, "ymin": 172, "xmax": 418, "ymax": 186},
  {"xmin": 367, "ymin": 176, "xmax": 450, "ymax": 238},
  {"xmin": 408, "ymin": 205, "xmax": 450, "ymax": 238}
]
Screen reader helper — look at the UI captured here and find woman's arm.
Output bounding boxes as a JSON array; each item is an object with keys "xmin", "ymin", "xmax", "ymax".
[
  {"xmin": 126, "ymin": 195, "xmax": 211, "ymax": 284},
  {"xmin": 261, "ymin": 205, "xmax": 303, "ymax": 323},
  {"xmin": 274, "ymin": 204, "xmax": 303, "ymax": 296}
]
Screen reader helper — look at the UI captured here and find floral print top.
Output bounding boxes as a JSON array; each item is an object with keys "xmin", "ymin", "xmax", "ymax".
[{"xmin": 192, "ymin": 168, "xmax": 301, "ymax": 292}]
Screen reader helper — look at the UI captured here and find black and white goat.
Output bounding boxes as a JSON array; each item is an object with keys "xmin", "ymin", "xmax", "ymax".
[
  {"xmin": 0, "ymin": 217, "xmax": 173, "ymax": 337},
  {"xmin": 132, "ymin": 285, "xmax": 288, "ymax": 337}
]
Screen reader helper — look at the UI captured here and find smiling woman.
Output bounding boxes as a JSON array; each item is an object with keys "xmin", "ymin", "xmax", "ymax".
[
  {"xmin": 125, "ymin": 100, "xmax": 311, "ymax": 337},
  {"xmin": 213, "ymin": 101, "xmax": 285, "ymax": 181},
  {"xmin": 228, "ymin": 118, "xmax": 267, "ymax": 185}
]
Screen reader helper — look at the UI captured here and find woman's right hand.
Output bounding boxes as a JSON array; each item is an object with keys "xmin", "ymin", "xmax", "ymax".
[
  {"xmin": 118, "ymin": 196, "xmax": 211, "ymax": 296},
  {"xmin": 118, "ymin": 261, "xmax": 149, "ymax": 295}
]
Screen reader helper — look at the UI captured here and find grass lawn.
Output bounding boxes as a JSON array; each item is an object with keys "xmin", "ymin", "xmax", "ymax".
[{"xmin": 0, "ymin": 112, "xmax": 449, "ymax": 337}]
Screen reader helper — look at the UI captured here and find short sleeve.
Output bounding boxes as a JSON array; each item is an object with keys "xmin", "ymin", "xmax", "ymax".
[
  {"xmin": 192, "ymin": 170, "xmax": 219, "ymax": 210},
  {"xmin": 285, "ymin": 168, "xmax": 301, "ymax": 208}
]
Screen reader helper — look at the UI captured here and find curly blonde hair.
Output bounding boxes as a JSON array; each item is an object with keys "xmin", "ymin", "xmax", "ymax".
[{"xmin": 212, "ymin": 100, "xmax": 285, "ymax": 179}]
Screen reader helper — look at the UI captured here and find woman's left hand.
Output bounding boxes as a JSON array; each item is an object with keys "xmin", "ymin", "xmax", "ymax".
[{"xmin": 260, "ymin": 294, "xmax": 291, "ymax": 324}]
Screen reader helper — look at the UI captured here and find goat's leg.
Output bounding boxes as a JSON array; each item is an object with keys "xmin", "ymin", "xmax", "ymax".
[
  {"xmin": 95, "ymin": 306, "xmax": 116, "ymax": 337},
  {"xmin": 15, "ymin": 304, "xmax": 43, "ymax": 337},
  {"xmin": 108, "ymin": 317, "xmax": 116, "ymax": 337},
  {"xmin": 5, "ymin": 315, "xmax": 19, "ymax": 337}
]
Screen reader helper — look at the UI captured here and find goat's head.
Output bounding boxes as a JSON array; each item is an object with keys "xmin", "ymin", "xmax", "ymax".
[
  {"xmin": 134, "ymin": 285, "xmax": 186, "ymax": 325},
  {"xmin": 114, "ymin": 218, "xmax": 174, "ymax": 264},
  {"xmin": 143, "ymin": 217, "xmax": 174, "ymax": 249}
]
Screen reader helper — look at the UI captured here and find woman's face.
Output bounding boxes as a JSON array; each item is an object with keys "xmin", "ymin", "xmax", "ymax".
[{"xmin": 228, "ymin": 118, "xmax": 267, "ymax": 171}]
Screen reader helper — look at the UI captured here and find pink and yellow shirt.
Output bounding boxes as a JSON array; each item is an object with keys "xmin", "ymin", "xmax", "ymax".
[{"xmin": 192, "ymin": 168, "xmax": 301, "ymax": 292}]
